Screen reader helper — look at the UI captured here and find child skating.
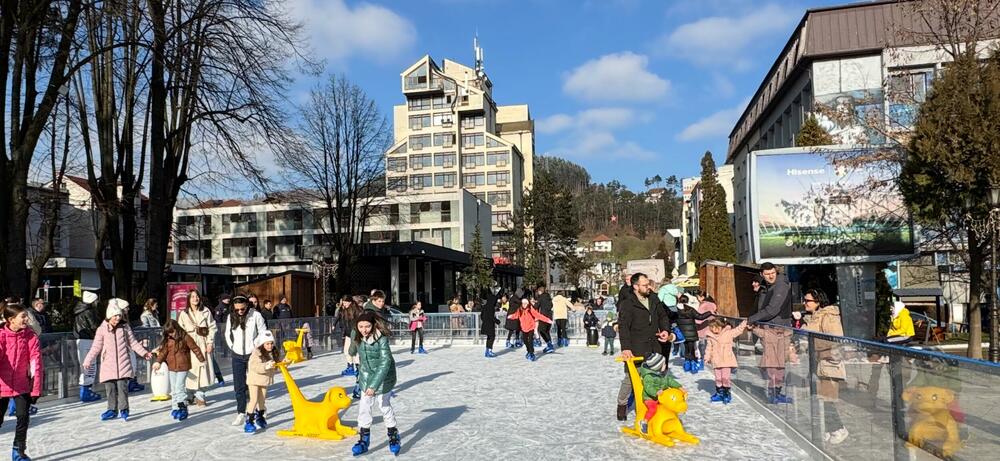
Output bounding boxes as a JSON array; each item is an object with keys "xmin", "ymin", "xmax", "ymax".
[
  {"xmin": 352, "ymin": 311, "xmax": 401, "ymax": 456},
  {"xmin": 601, "ymin": 313, "xmax": 617, "ymax": 356},
  {"xmin": 704, "ymin": 318, "xmax": 748, "ymax": 404},
  {"xmin": 637, "ymin": 352, "xmax": 683, "ymax": 430},
  {"xmin": 507, "ymin": 298, "xmax": 553, "ymax": 361},
  {"xmin": 245, "ymin": 330, "xmax": 282, "ymax": 433},
  {"xmin": 675, "ymin": 296, "xmax": 715, "ymax": 374},
  {"xmin": 0, "ymin": 304, "xmax": 43, "ymax": 461},
  {"xmin": 153, "ymin": 319, "xmax": 205, "ymax": 421},
  {"xmin": 81, "ymin": 299, "xmax": 153, "ymax": 421},
  {"xmin": 408, "ymin": 302, "xmax": 427, "ymax": 354}
]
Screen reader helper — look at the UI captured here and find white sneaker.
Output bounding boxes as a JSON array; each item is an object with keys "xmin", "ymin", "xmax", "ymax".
[
  {"xmin": 828, "ymin": 428, "xmax": 849, "ymax": 445},
  {"xmin": 232, "ymin": 413, "xmax": 245, "ymax": 426}
]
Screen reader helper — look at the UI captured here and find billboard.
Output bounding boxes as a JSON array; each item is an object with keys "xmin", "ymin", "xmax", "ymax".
[
  {"xmin": 626, "ymin": 259, "xmax": 666, "ymax": 284},
  {"xmin": 750, "ymin": 147, "xmax": 914, "ymax": 264},
  {"xmin": 167, "ymin": 282, "xmax": 200, "ymax": 320}
]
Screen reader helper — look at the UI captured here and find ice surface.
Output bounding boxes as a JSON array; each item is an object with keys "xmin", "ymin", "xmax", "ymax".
[{"xmin": 18, "ymin": 345, "xmax": 807, "ymax": 460}]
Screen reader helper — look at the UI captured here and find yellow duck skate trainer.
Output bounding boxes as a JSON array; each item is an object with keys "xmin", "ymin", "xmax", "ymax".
[
  {"xmin": 274, "ymin": 362, "xmax": 357, "ymax": 440},
  {"xmin": 283, "ymin": 328, "xmax": 309, "ymax": 364},
  {"xmin": 616, "ymin": 356, "xmax": 699, "ymax": 447}
]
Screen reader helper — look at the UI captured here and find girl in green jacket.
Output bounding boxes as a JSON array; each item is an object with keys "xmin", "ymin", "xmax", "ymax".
[{"xmin": 352, "ymin": 311, "xmax": 401, "ymax": 456}]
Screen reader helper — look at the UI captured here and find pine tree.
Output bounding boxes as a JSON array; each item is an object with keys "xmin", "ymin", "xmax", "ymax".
[
  {"xmin": 796, "ymin": 114, "xmax": 834, "ymax": 146},
  {"xmin": 690, "ymin": 151, "xmax": 737, "ymax": 264},
  {"xmin": 460, "ymin": 224, "xmax": 494, "ymax": 296}
]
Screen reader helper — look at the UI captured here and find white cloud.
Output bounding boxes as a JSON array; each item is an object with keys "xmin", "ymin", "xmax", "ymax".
[
  {"xmin": 538, "ymin": 108, "xmax": 657, "ymax": 159},
  {"xmin": 537, "ymin": 114, "xmax": 575, "ymax": 134},
  {"xmin": 288, "ymin": 0, "xmax": 416, "ymax": 65},
  {"xmin": 538, "ymin": 108, "xmax": 647, "ymax": 134},
  {"xmin": 563, "ymin": 52, "xmax": 670, "ymax": 102},
  {"xmin": 655, "ymin": 4, "xmax": 795, "ymax": 70},
  {"xmin": 677, "ymin": 100, "xmax": 748, "ymax": 141},
  {"xmin": 709, "ymin": 73, "xmax": 736, "ymax": 98}
]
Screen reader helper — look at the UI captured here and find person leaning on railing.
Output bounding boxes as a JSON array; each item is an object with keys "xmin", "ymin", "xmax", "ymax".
[
  {"xmin": 801, "ymin": 288, "xmax": 849, "ymax": 445},
  {"xmin": 886, "ymin": 301, "xmax": 915, "ymax": 345}
]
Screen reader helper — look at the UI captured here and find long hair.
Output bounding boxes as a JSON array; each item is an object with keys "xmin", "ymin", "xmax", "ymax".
[
  {"xmin": 355, "ymin": 311, "xmax": 391, "ymax": 338},
  {"xmin": 144, "ymin": 298, "xmax": 158, "ymax": 313},
  {"xmin": 185, "ymin": 289, "xmax": 203, "ymax": 312},
  {"xmin": 258, "ymin": 342, "xmax": 280, "ymax": 362},
  {"xmin": 161, "ymin": 319, "xmax": 187, "ymax": 345}
]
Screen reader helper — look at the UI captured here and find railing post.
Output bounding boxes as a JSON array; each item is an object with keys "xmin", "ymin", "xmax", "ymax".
[
  {"xmin": 806, "ymin": 336, "xmax": 823, "ymax": 444},
  {"xmin": 58, "ymin": 340, "xmax": 68, "ymax": 400},
  {"xmin": 888, "ymin": 353, "xmax": 909, "ymax": 461}
]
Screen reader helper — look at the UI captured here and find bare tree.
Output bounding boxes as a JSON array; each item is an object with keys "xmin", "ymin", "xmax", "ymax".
[
  {"xmin": 144, "ymin": 0, "xmax": 303, "ymax": 313},
  {"xmin": 276, "ymin": 74, "xmax": 390, "ymax": 295}
]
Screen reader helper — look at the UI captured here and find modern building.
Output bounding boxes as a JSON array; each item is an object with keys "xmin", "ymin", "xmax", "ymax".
[
  {"xmin": 679, "ymin": 177, "xmax": 699, "ymax": 275},
  {"xmin": 386, "ymin": 41, "xmax": 534, "ymax": 263},
  {"xmin": 678, "ymin": 164, "xmax": 734, "ymax": 275},
  {"xmin": 724, "ymin": 0, "xmax": 999, "ymax": 335},
  {"xmin": 172, "ymin": 190, "xmax": 492, "ymax": 309}
]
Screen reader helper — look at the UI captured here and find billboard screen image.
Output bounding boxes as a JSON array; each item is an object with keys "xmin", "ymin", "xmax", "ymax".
[{"xmin": 751, "ymin": 147, "xmax": 914, "ymax": 264}]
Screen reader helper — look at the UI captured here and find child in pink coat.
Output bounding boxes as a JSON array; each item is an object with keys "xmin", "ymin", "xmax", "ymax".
[
  {"xmin": 704, "ymin": 318, "xmax": 748, "ymax": 404},
  {"xmin": 82, "ymin": 299, "xmax": 152, "ymax": 421},
  {"xmin": 0, "ymin": 304, "xmax": 43, "ymax": 461}
]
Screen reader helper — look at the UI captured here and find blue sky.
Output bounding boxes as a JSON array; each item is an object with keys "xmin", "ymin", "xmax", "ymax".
[{"xmin": 282, "ymin": 0, "xmax": 841, "ymax": 191}]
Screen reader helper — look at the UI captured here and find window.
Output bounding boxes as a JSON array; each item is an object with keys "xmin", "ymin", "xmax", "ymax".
[
  {"xmin": 412, "ymin": 229, "xmax": 433, "ymax": 243},
  {"xmin": 432, "ymin": 94, "xmax": 453, "ymax": 109},
  {"xmin": 409, "ymin": 154, "xmax": 431, "ymax": 170},
  {"xmin": 491, "ymin": 211, "xmax": 512, "ymax": 228},
  {"xmin": 387, "ymin": 177, "xmax": 407, "ymax": 193},
  {"xmin": 364, "ymin": 230, "xmax": 398, "ymax": 243},
  {"xmin": 486, "ymin": 136, "xmax": 505, "ymax": 148},
  {"xmin": 387, "ymin": 157, "xmax": 407, "ymax": 173},
  {"xmin": 473, "ymin": 192, "xmax": 487, "ymax": 202},
  {"xmin": 461, "ymin": 115, "xmax": 484, "ymax": 129},
  {"xmin": 410, "ymin": 202, "xmax": 432, "ymax": 224},
  {"xmin": 434, "ymin": 173, "xmax": 456, "ymax": 188},
  {"xmin": 887, "ymin": 69, "xmax": 934, "ymax": 128},
  {"xmin": 409, "ymin": 134, "xmax": 431, "ymax": 150},
  {"xmin": 462, "ymin": 153, "xmax": 485, "ymax": 169},
  {"xmin": 266, "ymin": 210, "xmax": 303, "ymax": 231},
  {"xmin": 432, "ymin": 228, "xmax": 452, "ymax": 248},
  {"xmin": 405, "ymin": 65, "xmax": 428, "ymax": 90},
  {"xmin": 410, "ymin": 174, "xmax": 432, "ymax": 190},
  {"xmin": 433, "ymin": 132, "xmax": 455, "ymax": 147},
  {"xmin": 487, "ymin": 191, "xmax": 510, "ymax": 207},
  {"xmin": 222, "ymin": 237, "xmax": 257, "ymax": 259},
  {"xmin": 409, "ymin": 114, "xmax": 431, "ymax": 130},
  {"xmin": 487, "ymin": 151, "xmax": 509, "ymax": 166},
  {"xmin": 461, "ymin": 133, "xmax": 483, "ymax": 148},
  {"xmin": 178, "ymin": 240, "xmax": 212, "ymax": 260},
  {"xmin": 389, "ymin": 204, "xmax": 400, "ymax": 225},
  {"xmin": 440, "ymin": 201, "xmax": 451, "ymax": 222},
  {"xmin": 407, "ymin": 97, "xmax": 430, "ymax": 110},
  {"xmin": 432, "ymin": 112, "xmax": 453, "ymax": 126},
  {"xmin": 463, "ymin": 173, "xmax": 485, "ymax": 187},
  {"xmin": 434, "ymin": 152, "xmax": 456, "ymax": 167},
  {"xmin": 266, "ymin": 235, "xmax": 303, "ymax": 257},
  {"xmin": 487, "ymin": 171, "xmax": 509, "ymax": 186},
  {"xmin": 390, "ymin": 144, "xmax": 407, "ymax": 155},
  {"xmin": 223, "ymin": 213, "xmax": 257, "ymax": 233}
]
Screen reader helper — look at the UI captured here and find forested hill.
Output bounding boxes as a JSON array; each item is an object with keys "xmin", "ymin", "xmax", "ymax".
[{"xmin": 534, "ymin": 156, "xmax": 682, "ymax": 239}]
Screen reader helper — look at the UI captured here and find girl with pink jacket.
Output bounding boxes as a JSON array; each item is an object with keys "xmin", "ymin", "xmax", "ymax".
[
  {"xmin": 0, "ymin": 304, "xmax": 43, "ymax": 461},
  {"xmin": 82, "ymin": 299, "xmax": 152, "ymax": 422},
  {"xmin": 703, "ymin": 318, "xmax": 748, "ymax": 404}
]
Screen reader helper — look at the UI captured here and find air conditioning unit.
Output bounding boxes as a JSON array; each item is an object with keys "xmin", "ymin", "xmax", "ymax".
[{"xmin": 412, "ymin": 164, "xmax": 422, "ymax": 170}]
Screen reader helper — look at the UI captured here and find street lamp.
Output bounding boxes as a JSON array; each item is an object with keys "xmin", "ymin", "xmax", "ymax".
[{"xmin": 989, "ymin": 186, "xmax": 1000, "ymax": 363}]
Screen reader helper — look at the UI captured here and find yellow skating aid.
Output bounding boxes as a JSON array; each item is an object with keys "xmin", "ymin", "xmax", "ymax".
[
  {"xmin": 615, "ymin": 356, "xmax": 699, "ymax": 447},
  {"xmin": 283, "ymin": 328, "xmax": 309, "ymax": 364},
  {"xmin": 274, "ymin": 362, "xmax": 356, "ymax": 440}
]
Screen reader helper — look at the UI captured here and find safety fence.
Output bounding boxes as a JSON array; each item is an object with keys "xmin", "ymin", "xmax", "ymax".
[
  {"xmin": 385, "ymin": 310, "xmax": 613, "ymax": 345},
  {"xmin": 720, "ymin": 318, "xmax": 1000, "ymax": 461}
]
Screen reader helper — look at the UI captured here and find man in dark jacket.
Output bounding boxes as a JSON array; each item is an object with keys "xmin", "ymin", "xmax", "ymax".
[
  {"xmin": 534, "ymin": 286, "xmax": 555, "ymax": 351},
  {"xmin": 214, "ymin": 293, "xmax": 231, "ymax": 326},
  {"xmin": 260, "ymin": 300, "xmax": 275, "ymax": 321},
  {"xmin": 617, "ymin": 271, "xmax": 634, "ymax": 305},
  {"xmin": 74, "ymin": 291, "xmax": 102, "ymax": 402},
  {"xmin": 615, "ymin": 273, "xmax": 674, "ymax": 421},
  {"xmin": 276, "ymin": 296, "xmax": 294, "ymax": 319},
  {"xmin": 749, "ymin": 262, "xmax": 793, "ymax": 404},
  {"xmin": 30, "ymin": 298, "xmax": 52, "ymax": 334}
]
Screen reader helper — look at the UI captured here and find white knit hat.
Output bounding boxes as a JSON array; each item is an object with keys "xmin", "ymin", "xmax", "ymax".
[
  {"xmin": 254, "ymin": 330, "xmax": 275, "ymax": 348},
  {"xmin": 106, "ymin": 298, "xmax": 129, "ymax": 319},
  {"xmin": 82, "ymin": 291, "xmax": 98, "ymax": 304}
]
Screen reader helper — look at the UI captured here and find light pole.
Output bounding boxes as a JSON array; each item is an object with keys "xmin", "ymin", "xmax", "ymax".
[{"xmin": 989, "ymin": 186, "xmax": 1000, "ymax": 362}]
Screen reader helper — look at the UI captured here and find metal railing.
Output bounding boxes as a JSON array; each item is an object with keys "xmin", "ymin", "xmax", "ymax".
[
  {"xmin": 721, "ymin": 317, "xmax": 1000, "ymax": 461},
  {"xmin": 386, "ymin": 310, "xmax": 612, "ymax": 344}
]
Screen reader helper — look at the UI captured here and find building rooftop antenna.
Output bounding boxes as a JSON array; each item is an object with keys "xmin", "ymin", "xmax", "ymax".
[{"xmin": 474, "ymin": 33, "xmax": 485, "ymax": 79}]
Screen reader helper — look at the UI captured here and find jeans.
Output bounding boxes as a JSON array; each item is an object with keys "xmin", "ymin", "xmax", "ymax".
[
  {"xmin": 410, "ymin": 328, "xmax": 424, "ymax": 352},
  {"xmin": 617, "ymin": 362, "xmax": 636, "ymax": 405},
  {"xmin": 169, "ymin": 371, "xmax": 188, "ymax": 410},
  {"xmin": 104, "ymin": 378, "xmax": 130, "ymax": 411},
  {"xmin": 0, "ymin": 394, "xmax": 30, "ymax": 451},
  {"xmin": 231, "ymin": 353, "xmax": 250, "ymax": 414},
  {"xmin": 604, "ymin": 338, "xmax": 615, "ymax": 354},
  {"xmin": 358, "ymin": 393, "xmax": 396, "ymax": 429}
]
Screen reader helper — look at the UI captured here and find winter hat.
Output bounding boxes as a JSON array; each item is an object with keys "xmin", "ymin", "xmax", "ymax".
[
  {"xmin": 106, "ymin": 298, "xmax": 129, "ymax": 319},
  {"xmin": 643, "ymin": 352, "xmax": 666, "ymax": 372},
  {"xmin": 892, "ymin": 301, "xmax": 906, "ymax": 318},
  {"xmin": 254, "ymin": 330, "xmax": 275, "ymax": 348},
  {"xmin": 82, "ymin": 291, "xmax": 99, "ymax": 304}
]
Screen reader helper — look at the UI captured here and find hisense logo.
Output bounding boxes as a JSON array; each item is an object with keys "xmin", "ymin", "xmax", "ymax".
[{"xmin": 786, "ymin": 168, "xmax": 825, "ymax": 176}]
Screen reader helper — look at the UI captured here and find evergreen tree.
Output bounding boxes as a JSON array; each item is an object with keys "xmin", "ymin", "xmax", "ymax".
[
  {"xmin": 796, "ymin": 114, "xmax": 834, "ymax": 146},
  {"xmin": 691, "ymin": 151, "xmax": 737, "ymax": 264},
  {"xmin": 460, "ymin": 224, "xmax": 494, "ymax": 296},
  {"xmin": 899, "ymin": 50, "xmax": 1000, "ymax": 359}
]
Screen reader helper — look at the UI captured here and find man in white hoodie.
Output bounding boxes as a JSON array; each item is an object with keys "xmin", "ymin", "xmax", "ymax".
[{"xmin": 224, "ymin": 295, "xmax": 268, "ymax": 426}]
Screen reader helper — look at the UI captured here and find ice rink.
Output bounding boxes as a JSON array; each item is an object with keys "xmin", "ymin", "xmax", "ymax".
[{"xmin": 18, "ymin": 345, "xmax": 807, "ymax": 460}]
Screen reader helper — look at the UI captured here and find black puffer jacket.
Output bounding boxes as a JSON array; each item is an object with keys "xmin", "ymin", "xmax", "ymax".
[
  {"xmin": 73, "ymin": 301, "xmax": 100, "ymax": 340},
  {"xmin": 535, "ymin": 292, "xmax": 553, "ymax": 318},
  {"xmin": 675, "ymin": 306, "xmax": 714, "ymax": 341},
  {"xmin": 480, "ymin": 292, "xmax": 500, "ymax": 336},
  {"xmin": 583, "ymin": 311, "xmax": 600, "ymax": 329},
  {"xmin": 617, "ymin": 293, "xmax": 671, "ymax": 358}
]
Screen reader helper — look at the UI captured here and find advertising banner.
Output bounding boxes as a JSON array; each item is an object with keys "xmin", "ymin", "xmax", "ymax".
[
  {"xmin": 626, "ymin": 259, "xmax": 666, "ymax": 284},
  {"xmin": 750, "ymin": 147, "xmax": 914, "ymax": 264},
  {"xmin": 167, "ymin": 282, "xmax": 200, "ymax": 320}
]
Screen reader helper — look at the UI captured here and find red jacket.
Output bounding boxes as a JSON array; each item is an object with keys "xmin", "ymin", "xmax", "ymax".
[
  {"xmin": 0, "ymin": 325, "xmax": 43, "ymax": 398},
  {"xmin": 507, "ymin": 307, "xmax": 552, "ymax": 333}
]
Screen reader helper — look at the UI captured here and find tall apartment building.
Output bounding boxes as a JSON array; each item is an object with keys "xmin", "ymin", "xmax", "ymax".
[{"xmin": 385, "ymin": 44, "xmax": 534, "ymax": 263}]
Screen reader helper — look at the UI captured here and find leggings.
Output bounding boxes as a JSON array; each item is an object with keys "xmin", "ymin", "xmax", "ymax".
[
  {"xmin": 765, "ymin": 367, "xmax": 786, "ymax": 389},
  {"xmin": 683, "ymin": 340, "xmax": 699, "ymax": 361},
  {"xmin": 714, "ymin": 367, "xmax": 733, "ymax": 387},
  {"xmin": 521, "ymin": 331, "xmax": 535, "ymax": 355},
  {"xmin": 410, "ymin": 328, "xmax": 424, "ymax": 352},
  {"xmin": 0, "ymin": 394, "xmax": 30, "ymax": 452},
  {"xmin": 247, "ymin": 384, "xmax": 267, "ymax": 413},
  {"xmin": 555, "ymin": 319, "xmax": 568, "ymax": 341},
  {"xmin": 659, "ymin": 341, "xmax": 672, "ymax": 364},
  {"xmin": 538, "ymin": 322, "xmax": 552, "ymax": 344}
]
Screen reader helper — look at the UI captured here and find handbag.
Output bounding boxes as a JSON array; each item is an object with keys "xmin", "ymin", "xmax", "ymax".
[{"xmin": 187, "ymin": 311, "xmax": 210, "ymax": 337}]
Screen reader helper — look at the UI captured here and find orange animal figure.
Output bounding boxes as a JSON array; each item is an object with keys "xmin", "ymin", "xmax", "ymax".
[
  {"xmin": 275, "ymin": 362, "xmax": 357, "ymax": 440},
  {"xmin": 647, "ymin": 388, "xmax": 700, "ymax": 447},
  {"xmin": 902, "ymin": 386, "xmax": 961, "ymax": 457}
]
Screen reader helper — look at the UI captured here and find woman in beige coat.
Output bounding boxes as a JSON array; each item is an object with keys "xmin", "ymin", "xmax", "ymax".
[
  {"xmin": 177, "ymin": 289, "xmax": 217, "ymax": 406},
  {"xmin": 802, "ymin": 288, "xmax": 848, "ymax": 445}
]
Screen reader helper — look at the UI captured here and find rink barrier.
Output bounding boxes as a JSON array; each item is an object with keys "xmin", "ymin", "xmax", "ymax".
[
  {"xmin": 716, "ymin": 316, "xmax": 1000, "ymax": 461},
  {"xmin": 385, "ymin": 310, "xmax": 612, "ymax": 345}
]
